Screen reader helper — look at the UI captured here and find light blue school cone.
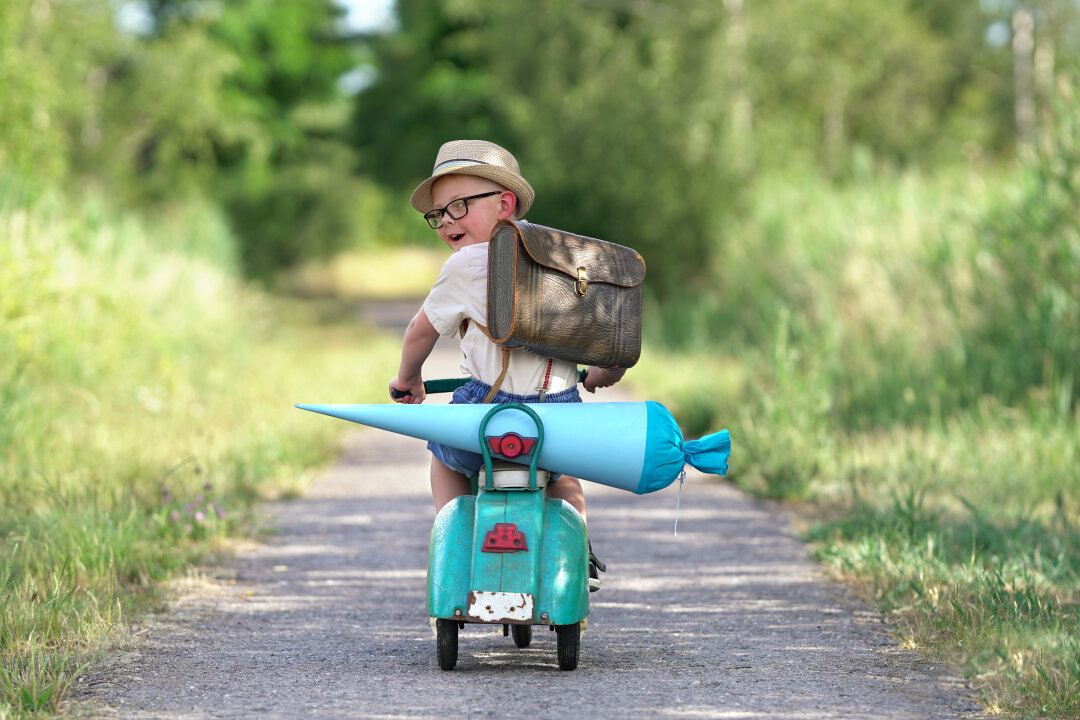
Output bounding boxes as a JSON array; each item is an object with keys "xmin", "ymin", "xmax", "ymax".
[{"xmin": 295, "ymin": 401, "xmax": 730, "ymax": 494}]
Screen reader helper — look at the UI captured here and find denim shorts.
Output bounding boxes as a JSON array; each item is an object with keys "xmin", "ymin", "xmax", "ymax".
[{"xmin": 427, "ymin": 379, "xmax": 581, "ymax": 479}]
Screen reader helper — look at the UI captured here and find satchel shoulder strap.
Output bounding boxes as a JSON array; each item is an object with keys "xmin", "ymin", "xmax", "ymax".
[
  {"xmin": 462, "ymin": 320, "xmax": 511, "ymax": 403},
  {"xmin": 463, "ymin": 320, "xmax": 554, "ymax": 403}
]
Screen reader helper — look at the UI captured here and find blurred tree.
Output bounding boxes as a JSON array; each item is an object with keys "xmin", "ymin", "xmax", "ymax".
[
  {"xmin": 743, "ymin": 0, "xmax": 1080, "ymax": 169},
  {"xmin": 209, "ymin": 0, "xmax": 363, "ymax": 275},
  {"xmin": 0, "ymin": 0, "xmax": 122, "ymax": 189},
  {"xmin": 347, "ymin": 0, "xmax": 505, "ymax": 188},
  {"xmin": 746, "ymin": 0, "xmax": 953, "ymax": 173},
  {"xmin": 971, "ymin": 64, "xmax": 1080, "ymax": 412},
  {"xmin": 489, "ymin": 0, "xmax": 739, "ymax": 301},
  {"xmin": 351, "ymin": 0, "xmax": 741, "ymax": 303},
  {"xmin": 10, "ymin": 0, "xmax": 1079, "ymax": 281},
  {"xmin": 104, "ymin": 21, "xmax": 268, "ymax": 193},
  {"xmin": 904, "ymin": 0, "xmax": 1080, "ymax": 162},
  {"xmin": 1, "ymin": 0, "xmax": 381, "ymax": 277},
  {"xmin": 904, "ymin": 0, "xmax": 1014, "ymax": 160},
  {"xmin": 113, "ymin": 0, "xmax": 366, "ymax": 275}
]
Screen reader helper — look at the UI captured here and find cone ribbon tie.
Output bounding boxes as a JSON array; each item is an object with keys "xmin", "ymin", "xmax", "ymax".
[{"xmin": 682, "ymin": 429, "xmax": 732, "ymax": 476}]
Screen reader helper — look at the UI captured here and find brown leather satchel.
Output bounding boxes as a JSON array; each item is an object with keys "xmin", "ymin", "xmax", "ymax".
[{"xmin": 486, "ymin": 219, "xmax": 646, "ymax": 368}]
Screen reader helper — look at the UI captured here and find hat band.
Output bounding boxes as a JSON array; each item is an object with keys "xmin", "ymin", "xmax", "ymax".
[{"xmin": 432, "ymin": 158, "xmax": 494, "ymax": 176}]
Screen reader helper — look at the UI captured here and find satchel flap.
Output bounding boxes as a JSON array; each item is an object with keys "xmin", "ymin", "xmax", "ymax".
[{"xmin": 496, "ymin": 220, "xmax": 645, "ymax": 288}]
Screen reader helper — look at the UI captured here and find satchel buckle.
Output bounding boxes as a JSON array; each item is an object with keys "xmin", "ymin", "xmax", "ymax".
[{"xmin": 576, "ymin": 267, "xmax": 588, "ymax": 296}]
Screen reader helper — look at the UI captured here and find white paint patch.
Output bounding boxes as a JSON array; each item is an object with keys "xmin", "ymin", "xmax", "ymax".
[{"xmin": 467, "ymin": 591, "xmax": 534, "ymax": 623}]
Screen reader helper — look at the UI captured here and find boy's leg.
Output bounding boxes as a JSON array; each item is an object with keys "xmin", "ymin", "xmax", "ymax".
[
  {"xmin": 545, "ymin": 476, "xmax": 586, "ymax": 524},
  {"xmin": 430, "ymin": 456, "xmax": 471, "ymax": 513}
]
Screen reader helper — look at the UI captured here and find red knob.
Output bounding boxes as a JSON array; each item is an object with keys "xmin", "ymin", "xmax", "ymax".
[{"xmin": 499, "ymin": 433, "xmax": 524, "ymax": 458}]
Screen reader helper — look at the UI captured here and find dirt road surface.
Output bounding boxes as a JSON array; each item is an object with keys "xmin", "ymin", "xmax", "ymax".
[{"xmin": 79, "ymin": 332, "xmax": 988, "ymax": 719}]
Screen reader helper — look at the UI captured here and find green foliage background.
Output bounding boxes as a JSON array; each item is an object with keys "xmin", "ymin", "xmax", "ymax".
[{"xmin": 3, "ymin": 0, "xmax": 1080, "ymax": 717}]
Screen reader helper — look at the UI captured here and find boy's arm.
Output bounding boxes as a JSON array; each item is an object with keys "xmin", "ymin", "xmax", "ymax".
[
  {"xmin": 582, "ymin": 366, "xmax": 627, "ymax": 393},
  {"xmin": 390, "ymin": 308, "xmax": 441, "ymax": 404}
]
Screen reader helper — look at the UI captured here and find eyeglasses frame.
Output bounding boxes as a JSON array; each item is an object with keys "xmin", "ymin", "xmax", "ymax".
[{"xmin": 424, "ymin": 191, "xmax": 503, "ymax": 229}]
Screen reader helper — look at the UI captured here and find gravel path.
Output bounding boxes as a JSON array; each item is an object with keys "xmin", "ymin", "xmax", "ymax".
[{"xmin": 78, "ymin": 335, "xmax": 989, "ymax": 719}]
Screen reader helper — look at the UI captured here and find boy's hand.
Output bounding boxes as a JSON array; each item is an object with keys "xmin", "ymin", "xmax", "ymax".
[
  {"xmin": 389, "ymin": 377, "xmax": 426, "ymax": 404},
  {"xmin": 583, "ymin": 366, "xmax": 626, "ymax": 393}
]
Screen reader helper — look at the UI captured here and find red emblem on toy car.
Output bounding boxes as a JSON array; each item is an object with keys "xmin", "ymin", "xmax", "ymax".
[
  {"xmin": 486, "ymin": 432, "xmax": 536, "ymax": 459},
  {"xmin": 482, "ymin": 523, "xmax": 528, "ymax": 553}
]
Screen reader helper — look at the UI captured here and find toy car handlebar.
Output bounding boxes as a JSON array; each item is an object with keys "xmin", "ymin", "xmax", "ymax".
[
  {"xmin": 390, "ymin": 378, "xmax": 470, "ymax": 399},
  {"xmin": 389, "ymin": 369, "xmax": 589, "ymax": 400}
]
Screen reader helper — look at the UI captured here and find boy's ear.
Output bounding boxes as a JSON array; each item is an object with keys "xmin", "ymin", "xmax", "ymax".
[{"xmin": 498, "ymin": 190, "xmax": 517, "ymax": 219}]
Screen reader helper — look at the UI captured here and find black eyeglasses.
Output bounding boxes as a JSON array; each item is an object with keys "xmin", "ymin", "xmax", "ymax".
[{"xmin": 424, "ymin": 191, "xmax": 501, "ymax": 229}]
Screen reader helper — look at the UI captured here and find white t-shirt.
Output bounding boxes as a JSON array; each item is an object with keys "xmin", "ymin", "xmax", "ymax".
[{"xmin": 422, "ymin": 243, "xmax": 578, "ymax": 396}]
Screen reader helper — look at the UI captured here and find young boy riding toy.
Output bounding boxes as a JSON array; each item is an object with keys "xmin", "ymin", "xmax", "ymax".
[{"xmin": 388, "ymin": 139, "xmax": 625, "ymax": 590}]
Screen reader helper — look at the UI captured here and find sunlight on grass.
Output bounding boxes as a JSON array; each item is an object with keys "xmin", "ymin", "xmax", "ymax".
[
  {"xmin": 4, "ymin": 152, "xmax": 1077, "ymax": 717},
  {"xmin": 635, "ymin": 163, "xmax": 1080, "ymax": 719},
  {"xmin": 0, "ymin": 193, "xmax": 398, "ymax": 717},
  {"xmin": 285, "ymin": 246, "xmax": 447, "ymax": 301}
]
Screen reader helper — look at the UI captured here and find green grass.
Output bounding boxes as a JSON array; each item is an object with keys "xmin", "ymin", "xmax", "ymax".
[
  {"xmin": 636, "ymin": 159, "xmax": 1080, "ymax": 718},
  {"xmin": 3, "ymin": 122, "xmax": 1075, "ymax": 717},
  {"xmin": 285, "ymin": 245, "xmax": 448, "ymax": 301},
  {"xmin": 808, "ymin": 489, "xmax": 1080, "ymax": 719},
  {"xmin": 0, "ymin": 191, "xmax": 397, "ymax": 717},
  {"xmin": 798, "ymin": 406, "xmax": 1080, "ymax": 719}
]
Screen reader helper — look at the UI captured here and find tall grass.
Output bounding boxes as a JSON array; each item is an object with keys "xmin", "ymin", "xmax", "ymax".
[
  {"xmin": 0, "ymin": 189, "xmax": 397, "ymax": 717},
  {"xmin": 635, "ymin": 86, "xmax": 1080, "ymax": 716}
]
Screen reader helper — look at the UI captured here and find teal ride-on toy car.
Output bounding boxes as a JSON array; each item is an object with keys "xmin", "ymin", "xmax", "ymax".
[
  {"xmin": 300, "ymin": 374, "xmax": 734, "ymax": 672},
  {"xmin": 427, "ymin": 401, "xmax": 589, "ymax": 671}
]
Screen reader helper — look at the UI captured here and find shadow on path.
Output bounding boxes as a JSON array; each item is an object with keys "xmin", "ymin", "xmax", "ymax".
[{"xmin": 79, "ymin": 328, "xmax": 988, "ymax": 720}]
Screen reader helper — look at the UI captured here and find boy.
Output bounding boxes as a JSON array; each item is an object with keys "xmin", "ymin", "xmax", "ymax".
[{"xmin": 389, "ymin": 139, "xmax": 625, "ymax": 590}]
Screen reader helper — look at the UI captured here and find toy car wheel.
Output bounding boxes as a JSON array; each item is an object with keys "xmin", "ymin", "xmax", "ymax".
[
  {"xmin": 555, "ymin": 624, "xmax": 579, "ymax": 670},
  {"xmin": 436, "ymin": 618, "xmax": 458, "ymax": 670},
  {"xmin": 511, "ymin": 624, "xmax": 532, "ymax": 648}
]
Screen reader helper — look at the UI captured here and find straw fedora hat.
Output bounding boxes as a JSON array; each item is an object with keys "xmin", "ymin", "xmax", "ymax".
[{"xmin": 410, "ymin": 139, "xmax": 534, "ymax": 219}]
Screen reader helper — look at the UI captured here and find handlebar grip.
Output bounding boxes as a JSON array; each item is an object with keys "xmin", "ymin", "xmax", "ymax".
[
  {"xmin": 390, "ymin": 378, "xmax": 468, "ymax": 400},
  {"xmin": 424, "ymin": 378, "xmax": 471, "ymax": 394}
]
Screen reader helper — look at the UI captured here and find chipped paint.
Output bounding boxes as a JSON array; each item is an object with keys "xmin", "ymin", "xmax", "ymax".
[{"xmin": 466, "ymin": 591, "xmax": 535, "ymax": 624}]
